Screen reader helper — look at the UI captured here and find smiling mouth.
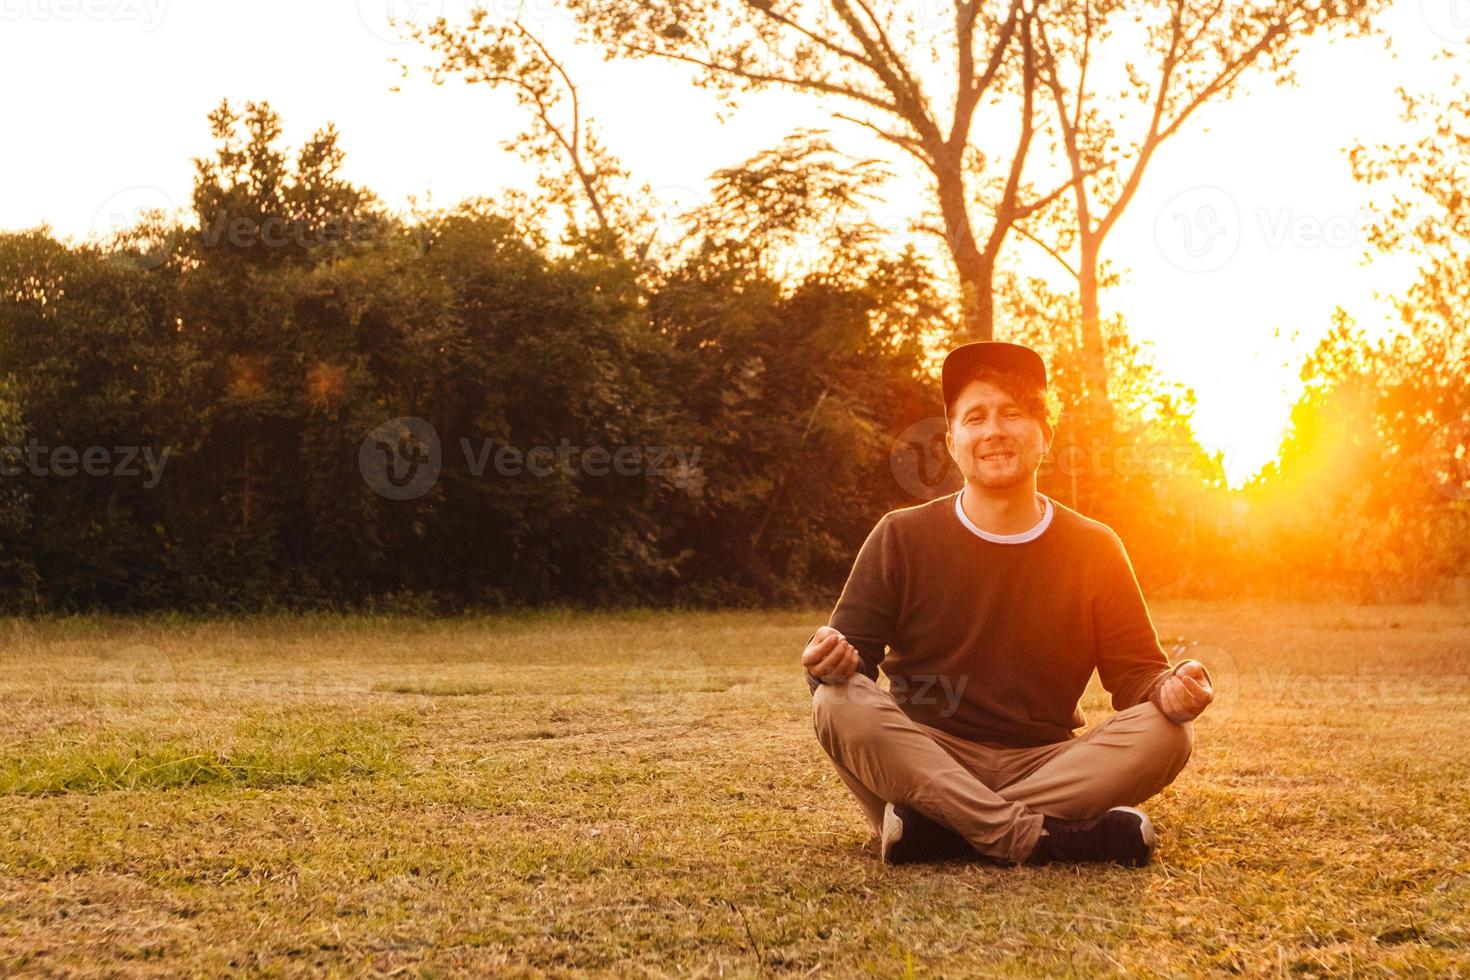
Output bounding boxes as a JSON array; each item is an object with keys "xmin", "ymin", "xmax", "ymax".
[{"xmin": 979, "ymin": 451, "xmax": 1015, "ymax": 462}]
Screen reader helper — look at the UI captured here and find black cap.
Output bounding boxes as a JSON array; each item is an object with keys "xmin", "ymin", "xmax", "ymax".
[{"xmin": 941, "ymin": 341, "xmax": 1047, "ymax": 416}]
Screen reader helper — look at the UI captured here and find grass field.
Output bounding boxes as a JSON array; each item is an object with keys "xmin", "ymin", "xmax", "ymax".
[{"xmin": 2, "ymin": 601, "xmax": 1468, "ymax": 976}]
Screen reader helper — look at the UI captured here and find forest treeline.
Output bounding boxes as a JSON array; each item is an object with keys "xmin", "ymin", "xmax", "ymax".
[{"xmin": 0, "ymin": 98, "xmax": 1465, "ymax": 612}]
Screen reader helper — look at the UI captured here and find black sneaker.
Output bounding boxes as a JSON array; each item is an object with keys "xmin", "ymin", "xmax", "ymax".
[
  {"xmin": 879, "ymin": 802, "xmax": 977, "ymax": 864},
  {"xmin": 1023, "ymin": 806, "xmax": 1156, "ymax": 867}
]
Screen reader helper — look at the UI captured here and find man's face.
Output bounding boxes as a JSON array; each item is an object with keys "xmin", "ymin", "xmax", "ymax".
[{"xmin": 945, "ymin": 379, "xmax": 1052, "ymax": 490}]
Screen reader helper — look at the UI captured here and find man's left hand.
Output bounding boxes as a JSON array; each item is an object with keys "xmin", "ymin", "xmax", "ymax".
[{"xmin": 1158, "ymin": 660, "xmax": 1213, "ymax": 723}]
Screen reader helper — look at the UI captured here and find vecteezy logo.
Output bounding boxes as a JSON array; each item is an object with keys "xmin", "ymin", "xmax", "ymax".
[
  {"xmin": 889, "ymin": 416, "xmax": 963, "ymax": 500},
  {"xmin": 1153, "ymin": 186, "xmax": 1241, "ymax": 273},
  {"xmin": 359, "ymin": 417, "xmax": 442, "ymax": 500},
  {"xmin": 1422, "ymin": 419, "xmax": 1470, "ymax": 500},
  {"xmin": 92, "ymin": 643, "xmax": 177, "ymax": 712},
  {"xmin": 617, "ymin": 647, "xmax": 712, "ymax": 722},
  {"xmin": 1420, "ymin": 0, "xmax": 1470, "ymax": 44}
]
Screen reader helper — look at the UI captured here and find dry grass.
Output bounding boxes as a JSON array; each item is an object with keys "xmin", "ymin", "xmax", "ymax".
[{"xmin": 0, "ymin": 601, "xmax": 1467, "ymax": 976}]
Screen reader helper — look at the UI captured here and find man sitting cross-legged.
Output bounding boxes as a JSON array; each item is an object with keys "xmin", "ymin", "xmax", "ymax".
[{"xmin": 802, "ymin": 341, "xmax": 1215, "ymax": 867}]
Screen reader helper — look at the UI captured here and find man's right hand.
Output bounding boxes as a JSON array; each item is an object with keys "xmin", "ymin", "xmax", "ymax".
[{"xmin": 801, "ymin": 626, "xmax": 862, "ymax": 684}]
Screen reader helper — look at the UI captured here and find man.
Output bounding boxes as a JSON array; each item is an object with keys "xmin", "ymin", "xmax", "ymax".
[{"xmin": 800, "ymin": 340, "xmax": 1215, "ymax": 867}]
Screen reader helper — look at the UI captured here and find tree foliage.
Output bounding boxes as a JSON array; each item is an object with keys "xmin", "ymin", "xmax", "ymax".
[{"xmin": 0, "ymin": 103, "xmax": 938, "ymax": 611}]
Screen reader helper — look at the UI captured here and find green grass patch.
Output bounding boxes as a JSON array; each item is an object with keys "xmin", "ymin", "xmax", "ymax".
[
  {"xmin": 0, "ymin": 711, "xmax": 405, "ymax": 796},
  {"xmin": 371, "ymin": 679, "xmax": 501, "ymax": 696}
]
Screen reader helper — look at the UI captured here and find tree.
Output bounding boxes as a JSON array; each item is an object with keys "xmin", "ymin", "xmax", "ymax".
[
  {"xmin": 1235, "ymin": 72, "xmax": 1470, "ymax": 599},
  {"xmin": 1019, "ymin": 0, "xmax": 1387, "ymax": 436},
  {"xmin": 0, "ymin": 228, "xmax": 200, "ymax": 609},
  {"xmin": 1349, "ymin": 65, "xmax": 1470, "ymax": 387},
  {"xmin": 679, "ymin": 127, "xmax": 898, "ymax": 282},
  {"xmin": 0, "ymin": 374, "xmax": 36, "ymax": 607},
  {"xmin": 405, "ymin": 11, "xmax": 655, "ymax": 260},
  {"xmin": 996, "ymin": 266, "xmax": 1229, "ymax": 591},
  {"xmin": 191, "ymin": 100, "xmax": 390, "ymax": 272},
  {"xmin": 558, "ymin": 0, "xmax": 1071, "ymax": 341},
  {"xmin": 1347, "ymin": 66, "xmax": 1470, "ymax": 511},
  {"xmin": 645, "ymin": 130, "xmax": 946, "ymax": 601}
]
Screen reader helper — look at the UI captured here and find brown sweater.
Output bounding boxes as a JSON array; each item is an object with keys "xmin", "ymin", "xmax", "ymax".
[{"xmin": 806, "ymin": 491, "xmax": 1198, "ymax": 747}]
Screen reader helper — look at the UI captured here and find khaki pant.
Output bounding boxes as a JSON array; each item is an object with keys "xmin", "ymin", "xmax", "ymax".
[{"xmin": 811, "ymin": 672, "xmax": 1194, "ymax": 864}]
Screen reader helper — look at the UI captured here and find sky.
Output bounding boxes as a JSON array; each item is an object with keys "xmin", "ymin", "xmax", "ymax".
[{"xmin": 2, "ymin": 0, "xmax": 1464, "ymax": 485}]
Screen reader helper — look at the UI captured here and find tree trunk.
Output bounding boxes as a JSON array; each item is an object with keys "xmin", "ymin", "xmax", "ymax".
[
  {"xmin": 935, "ymin": 159, "xmax": 994, "ymax": 342},
  {"xmin": 955, "ymin": 251, "xmax": 996, "ymax": 343},
  {"xmin": 1077, "ymin": 235, "xmax": 1115, "ymax": 437}
]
